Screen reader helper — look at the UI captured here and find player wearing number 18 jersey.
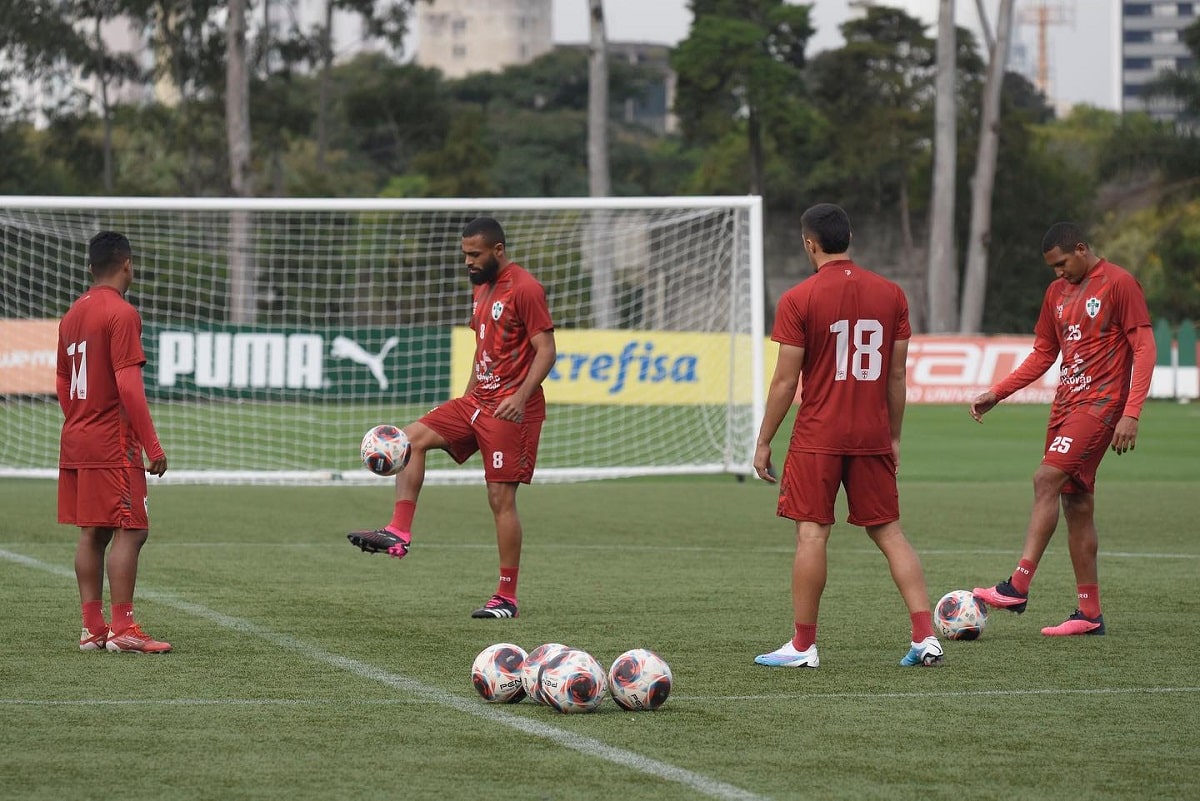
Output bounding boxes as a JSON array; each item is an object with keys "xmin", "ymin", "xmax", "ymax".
[
  {"xmin": 752, "ymin": 204, "xmax": 942, "ymax": 669},
  {"xmin": 346, "ymin": 217, "xmax": 556, "ymax": 619},
  {"xmin": 970, "ymin": 222, "xmax": 1154, "ymax": 637}
]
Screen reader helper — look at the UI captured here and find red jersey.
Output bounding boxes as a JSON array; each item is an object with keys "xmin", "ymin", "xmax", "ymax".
[
  {"xmin": 772, "ymin": 259, "xmax": 911, "ymax": 455},
  {"xmin": 1003, "ymin": 260, "xmax": 1151, "ymax": 427},
  {"xmin": 468, "ymin": 263, "xmax": 554, "ymax": 421},
  {"xmin": 56, "ymin": 285, "xmax": 149, "ymax": 468}
]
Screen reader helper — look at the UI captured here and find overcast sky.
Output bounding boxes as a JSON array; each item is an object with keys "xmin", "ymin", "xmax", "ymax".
[{"xmin": 552, "ymin": 0, "xmax": 1120, "ymax": 111}]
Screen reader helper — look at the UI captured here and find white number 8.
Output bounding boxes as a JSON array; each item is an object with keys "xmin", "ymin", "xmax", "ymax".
[{"xmin": 492, "ymin": 451, "xmax": 504, "ymax": 469}]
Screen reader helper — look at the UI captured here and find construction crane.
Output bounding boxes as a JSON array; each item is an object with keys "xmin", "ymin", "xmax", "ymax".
[{"xmin": 1017, "ymin": 0, "xmax": 1074, "ymax": 99}]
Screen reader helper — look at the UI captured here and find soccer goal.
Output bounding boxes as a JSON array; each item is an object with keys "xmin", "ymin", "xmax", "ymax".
[{"xmin": 0, "ymin": 196, "xmax": 764, "ymax": 485}]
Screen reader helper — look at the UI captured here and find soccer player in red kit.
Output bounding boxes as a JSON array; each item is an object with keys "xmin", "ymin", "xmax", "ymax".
[
  {"xmin": 753, "ymin": 204, "xmax": 943, "ymax": 668},
  {"xmin": 971, "ymin": 222, "xmax": 1154, "ymax": 636},
  {"xmin": 57, "ymin": 231, "xmax": 171, "ymax": 653},
  {"xmin": 348, "ymin": 217, "xmax": 557, "ymax": 619}
]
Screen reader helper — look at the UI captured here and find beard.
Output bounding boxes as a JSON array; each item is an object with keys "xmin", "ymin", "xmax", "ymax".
[{"xmin": 469, "ymin": 254, "xmax": 501, "ymax": 285}]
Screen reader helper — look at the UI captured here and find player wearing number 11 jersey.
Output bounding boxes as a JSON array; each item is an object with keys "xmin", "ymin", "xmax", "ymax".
[
  {"xmin": 753, "ymin": 203, "xmax": 942, "ymax": 668},
  {"xmin": 970, "ymin": 222, "xmax": 1154, "ymax": 636}
]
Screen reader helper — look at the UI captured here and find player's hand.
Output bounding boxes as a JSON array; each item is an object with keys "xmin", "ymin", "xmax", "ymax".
[
  {"xmin": 146, "ymin": 455, "xmax": 168, "ymax": 477},
  {"xmin": 891, "ymin": 438, "xmax": 901, "ymax": 473},
  {"xmin": 1111, "ymin": 416, "xmax": 1139, "ymax": 454},
  {"xmin": 493, "ymin": 396, "xmax": 525, "ymax": 423},
  {"xmin": 969, "ymin": 391, "xmax": 998, "ymax": 423},
  {"xmin": 754, "ymin": 443, "xmax": 777, "ymax": 483}
]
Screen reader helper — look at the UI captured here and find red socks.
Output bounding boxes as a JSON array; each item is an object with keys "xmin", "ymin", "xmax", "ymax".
[
  {"xmin": 1077, "ymin": 584, "xmax": 1101, "ymax": 618},
  {"xmin": 791, "ymin": 623, "xmax": 817, "ymax": 651},
  {"xmin": 1010, "ymin": 558, "xmax": 1038, "ymax": 594},
  {"xmin": 910, "ymin": 611, "xmax": 935, "ymax": 643},
  {"xmin": 497, "ymin": 567, "xmax": 519, "ymax": 602},
  {"xmin": 82, "ymin": 600, "xmax": 106, "ymax": 633},
  {"xmin": 388, "ymin": 500, "xmax": 416, "ymax": 536},
  {"xmin": 111, "ymin": 602, "xmax": 135, "ymax": 634}
]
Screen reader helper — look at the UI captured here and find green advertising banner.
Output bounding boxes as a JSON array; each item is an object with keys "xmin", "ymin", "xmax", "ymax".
[{"xmin": 142, "ymin": 325, "xmax": 450, "ymax": 403}]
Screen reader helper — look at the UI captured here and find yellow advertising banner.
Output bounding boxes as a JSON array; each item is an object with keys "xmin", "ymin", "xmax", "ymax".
[
  {"xmin": 452, "ymin": 327, "xmax": 758, "ymax": 405},
  {"xmin": 0, "ymin": 320, "xmax": 59, "ymax": 393}
]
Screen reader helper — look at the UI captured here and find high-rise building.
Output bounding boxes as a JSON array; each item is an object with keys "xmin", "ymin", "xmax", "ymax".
[
  {"xmin": 415, "ymin": 0, "xmax": 553, "ymax": 79},
  {"xmin": 1122, "ymin": 1, "xmax": 1198, "ymax": 119}
]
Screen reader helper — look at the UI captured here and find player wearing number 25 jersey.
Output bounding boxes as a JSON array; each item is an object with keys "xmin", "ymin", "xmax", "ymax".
[
  {"xmin": 752, "ymin": 204, "xmax": 942, "ymax": 670},
  {"xmin": 971, "ymin": 222, "xmax": 1154, "ymax": 637}
]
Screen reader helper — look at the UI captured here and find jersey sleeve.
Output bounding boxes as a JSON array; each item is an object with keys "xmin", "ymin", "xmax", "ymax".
[
  {"xmin": 771, "ymin": 289, "xmax": 806, "ymax": 347},
  {"xmin": 1113, "ymin": 270, "xmax": 1152, "ymax": 332},
  {"xmin": 991, "ymin": 290, "xmax": 1060, "ymax": 400},
  {"xmin": 109, "ymin": 304, "xmax": 147, "ymax": 371},
  {"xmin": 513, "ymin": 278, "xmax": 554, "ymax": 337}
]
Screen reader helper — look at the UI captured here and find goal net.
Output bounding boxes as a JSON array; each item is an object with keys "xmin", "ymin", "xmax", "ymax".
[{"xmin": 0, "ymin": 196, "xmax": 764, "ymax": 485}]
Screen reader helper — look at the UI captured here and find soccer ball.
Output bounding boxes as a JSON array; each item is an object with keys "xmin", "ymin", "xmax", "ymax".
[
  {"xmin": 471, "ymin": 643, "xmax": 527, "ymax": 703},
  {"xmin": 608, "ymin": 649, "xmax": 673, "ymax": 711},
  {"xmin": 538, "ymin": 648, "xmax": 607, "ymax": 714},
  {"xmin": 935, "ymin": 590, "xmax": 989, "ymax": 641},
  {"xmin": 521, "ymin": 642, "xmax": 568, "ymax": 705},
  {"xmin": 360, "ymin": 424, "xmax": 411, "ymax": 476}
]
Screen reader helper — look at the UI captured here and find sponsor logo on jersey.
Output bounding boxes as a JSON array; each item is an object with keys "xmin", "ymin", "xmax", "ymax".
[
  {"xmin": 1056, "ymin": 303, "xmax": 1064, "ymax": 319},
  {"xmin": 1085, "ymin": 297, "xmax": 1101, "ymax": 318}
]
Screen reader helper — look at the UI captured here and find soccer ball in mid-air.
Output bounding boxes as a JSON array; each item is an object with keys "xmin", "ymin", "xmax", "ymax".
[
  {"xmin": 471, "ymin": 643, "xmax": 528, "ymax": 703},
  {"xmin": 539, "ymin": 648, "xmax": 607, "ymax": 714},
  {"xmin": 935, "ymin": 590, "xmax": 989, "ymax": 641},
  {"xmin": 360, "ymin": 424, "xmax": 411, "ymax": 476},
  {"xmin": 607, "ymin": 648, "xmax": 673, "ymax": 711},
  {"xmin": 522, "ymin": 642, "xmax": 568, "ymax": 705}
]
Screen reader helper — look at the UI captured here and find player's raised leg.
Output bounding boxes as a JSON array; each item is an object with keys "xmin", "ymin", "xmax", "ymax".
[{"xmin": 348, "ymin": 421, "xmax": 450, "ymax": 559}]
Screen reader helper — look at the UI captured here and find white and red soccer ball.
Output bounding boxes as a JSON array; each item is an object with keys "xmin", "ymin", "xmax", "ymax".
[
  {"xmin": 471, "ymin": 643, "xmax": 528, "ymax": 703},
  {"xmin": 538, "ymin": 648, "xmax": 608, "ymax": 714},
  {"xmin": 607, "ymin": 648, "xmax": 673, "ymax": 711},
  {"xmin": 360, "ymin": 424, "xmax": 411, "ymax": 476},
  {"xmin": 935, "ymin": 590, "xmax": 989, "ymax": 641}
]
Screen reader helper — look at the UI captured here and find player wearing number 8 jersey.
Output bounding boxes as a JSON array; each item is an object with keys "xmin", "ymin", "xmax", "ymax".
[
  {"xmin": 753, "ymin": 204, "xmax": 942, "ymax": 668},
  {"xmin": 970, "ymin": 222, "xmax": 1155, "ymax": 636},
  {"xmin": 346, "ymin": 217, "xmax": 556, "ymax": 619}
]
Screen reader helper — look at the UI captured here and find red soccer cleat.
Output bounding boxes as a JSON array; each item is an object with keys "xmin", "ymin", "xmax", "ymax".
[{"xmin": 105, "ymin": 624, "xmax": 172, "ymax": 653}]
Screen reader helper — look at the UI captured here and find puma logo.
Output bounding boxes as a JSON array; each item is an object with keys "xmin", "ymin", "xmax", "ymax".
[{"xmin": 331, "ymin": 336, "xmax": 400, "ymax": 390}]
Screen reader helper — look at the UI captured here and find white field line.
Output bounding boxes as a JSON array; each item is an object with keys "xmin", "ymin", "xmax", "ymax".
[
  {"xmin": 11, "ymin": 541, "xmax": 1196, "ymax": 560},
  {"xmin": 0, "ymin": 547, "xmax": 765, "ymax": 801},
  {"xmin": 6, "ymin": 685, "xmax": 1200, "ymax": 708}
]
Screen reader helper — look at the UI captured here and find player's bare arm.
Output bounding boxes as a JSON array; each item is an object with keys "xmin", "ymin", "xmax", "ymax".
[
  {"xmin": 494, "ymin": 329, "xmax": 556, "ymax": 423},
  {"xmin": 755, "ymin": 343, "xmax": 804, "ymax": 483},
  {"xmin": 888, "ymin": 339, "xmax": 908, "ymax": 468},
  {"xmin": 969, "ymin": 391, "xmax": 999, "ymax": 423}
]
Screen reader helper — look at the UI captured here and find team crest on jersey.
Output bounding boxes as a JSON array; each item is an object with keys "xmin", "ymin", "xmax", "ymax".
[
  {"xmin": 1085, "ymin": 297, "xmax": 1101, "ymax": 318},
  {"xmin": 491, "ymin": 301, "xmax": 504, "ymax": 320}
]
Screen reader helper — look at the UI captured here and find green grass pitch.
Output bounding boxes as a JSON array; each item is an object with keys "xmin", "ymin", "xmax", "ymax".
[{"xmin": 2, "ymin": 403, "xmax": 1198, "ymax": 800}]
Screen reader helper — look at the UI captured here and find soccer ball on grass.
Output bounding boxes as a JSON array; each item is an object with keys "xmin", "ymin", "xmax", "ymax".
[
  {"xmin": 607, "ymin": 648, "xmax": 673, "ymax": 711},
  {"xmin": 471, "ymin": 643, "xmax": 527, "ymax": 703},
  {"xmin": 521, "ymin": 643, "xmax": 568, "ymax": 705},
  {"xmin": 538, "ymin": 648, "xmax": 607, "ymax": 714},
  {"xmin": 935, "ymin": 590, "xmax": 989, "ymax": 640},
  {"xmin": 360, "ymin": 424, "xmax": 411, "ymax": 476}
]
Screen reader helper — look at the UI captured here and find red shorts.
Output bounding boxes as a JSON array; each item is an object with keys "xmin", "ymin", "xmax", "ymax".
[
  {"xmin": 58, "ymin": 467, "xmax": 149, "ymax": 530},
  {"xmin": 777, "ymin": 451, "xmax": 899, "ymax": 527},
  {"xmin": 419, "ymin": 397, "xmax": 543, "ymax": 483},
  {"xmin": 1043, "ymin": 412, "xmax": 1114, "ymax": 494}
]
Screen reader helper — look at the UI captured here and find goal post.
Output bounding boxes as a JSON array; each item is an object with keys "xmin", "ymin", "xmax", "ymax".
[{"xmin": 0, "ymin": 196, "xmax": 765, "ymax": 485}]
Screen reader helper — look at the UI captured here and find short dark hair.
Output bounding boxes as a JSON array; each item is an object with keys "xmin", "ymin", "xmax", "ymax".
[
  {"xmin": 88, "ymin": 231, "xmax": 132, "ymax": 277},
  {"xmin": 1042, "ymin": 222, "xmax": 1087, "ymax": 255},
  {"xmin": 462, "ymin": 217, "xmax": 505, "ymax": 247},
  {"xmin": 800, "ymin": 203, "xmax": 852, "ymax": 254}
]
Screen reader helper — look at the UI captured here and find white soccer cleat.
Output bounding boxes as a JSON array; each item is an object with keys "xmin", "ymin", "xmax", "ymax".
[
  {"xmin": 899, "ymin": 635, "xmax": 944, "ymax": 667},
  {"xmin": 754, "ymin": 641, "xmax": 819, "ymax": 668}
]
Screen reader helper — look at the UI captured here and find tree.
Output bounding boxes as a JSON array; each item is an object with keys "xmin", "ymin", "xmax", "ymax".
[
  {"xmin": 927, "ymin": 0, "xmax": 957, "ymax": 334},
  {"xmin": 672, "ymin": 0, "xmax": 813, "ymax": 197}
]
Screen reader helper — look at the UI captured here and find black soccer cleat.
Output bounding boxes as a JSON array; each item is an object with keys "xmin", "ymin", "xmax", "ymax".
[
  {"xmin": 471, "ymin": 595, "xmax": 518, "ymax": 619},
  {"xmin": 347, "ymin": 528, "xmax": 410, "ymax": 559}
]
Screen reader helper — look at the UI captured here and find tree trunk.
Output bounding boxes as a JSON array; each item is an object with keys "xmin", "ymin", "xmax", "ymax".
[
  {"xmin": 317, "ymin": 0, "xmax": 334, "ymax": 171},
  {"xmin": 94, "ymin": 14, "xmax": 114, "ymax": 193},
  {"xmin": 747, "ymin": 106, "xmax": 764, "ymax": 197},
  {"xmin": 959, "ymin": 0, "xmax": 1015, "ymax": 334},
  {"xmin": 587, "ymin": 0, "xmax": 616, "ymax": 328},
  {"xmin": 926, "ymin": 0, "xmax": 957, "ymax": 334},
  {"xmin": 226, "ymin": 0, "xmax": 255, "ymax": 323}
]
